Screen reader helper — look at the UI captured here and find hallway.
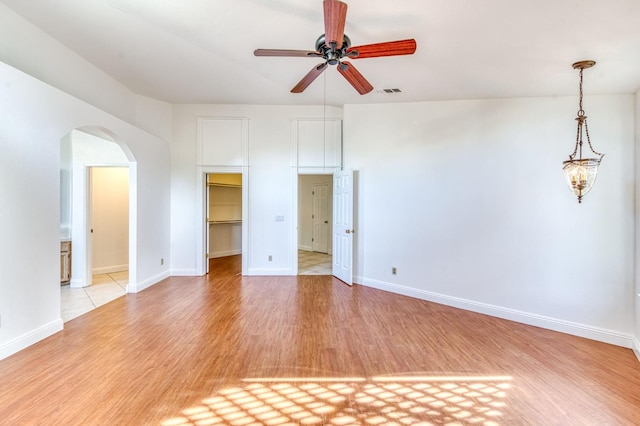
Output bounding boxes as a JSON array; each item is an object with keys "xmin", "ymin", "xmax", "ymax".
[{"xmin": 298, "ymin": 250, "xmax": 331, "ymax": 275}]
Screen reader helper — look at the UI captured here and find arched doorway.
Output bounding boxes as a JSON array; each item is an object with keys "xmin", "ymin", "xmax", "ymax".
[{"xmin": 60, "ymin": 127, "xmax": 136, "ymax": 321}]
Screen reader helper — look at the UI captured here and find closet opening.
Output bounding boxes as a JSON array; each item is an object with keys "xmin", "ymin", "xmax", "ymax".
[{"xmin": 206, "ymin": 173, "xmax": 243, "ymax": 276}]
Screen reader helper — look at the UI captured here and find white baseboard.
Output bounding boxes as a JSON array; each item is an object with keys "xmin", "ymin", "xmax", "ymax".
[
  {"xmin": 127, "ymin": 270, "xmax": 170, "ymax": 293},
  {"xmin": 92, "ymin": 264, "xmax": 128, "ymax": 275},
  {"xmin": 210, "ymin": 249, "xmax": 241, "ymax": 258},
  {"xmin": 69, "ymin": 278, "xmax": 86, "ymax": 288},
  {"xmin": 298, "ymin": 246, "xmax": 332, "ymax": 255},
  {"xmin": 356, "ymin": 276, "xmax": 635, "ymax": 349},
  {"xmin": 247, "ymin": 267, "xmax": 294, "ymax": 276},
  {"xmin": 0, "ymin": 319, "xmax": 63, "ymax": 361},
  {"xmin": 170, "ymin": 268, "xmax": 198, "ymax": 276},
  {"xmin": 633, "ymin": 336, "xmax": 640, "ymax": 362}
]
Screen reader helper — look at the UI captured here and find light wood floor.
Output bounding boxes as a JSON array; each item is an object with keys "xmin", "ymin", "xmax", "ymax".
[{"xmin": 1, "ymin": 255, "xmax": 639, "ymax": 425}]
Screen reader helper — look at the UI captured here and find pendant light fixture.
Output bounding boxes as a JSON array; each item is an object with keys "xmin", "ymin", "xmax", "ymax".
[{"xmin": 562, "ymin": 60, "xmax": 604, "ymax": 203}]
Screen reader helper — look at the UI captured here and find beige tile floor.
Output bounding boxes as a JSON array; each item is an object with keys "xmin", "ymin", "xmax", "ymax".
[
  {"xmin": 298, "ymin": 250, "xmax": 332, "ymax": 275},
  {"xmin": 60, "ymin": 271, "xmax": 128, "ymax": 322}
]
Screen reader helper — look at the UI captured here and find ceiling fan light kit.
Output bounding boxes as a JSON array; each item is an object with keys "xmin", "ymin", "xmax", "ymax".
[
  {"xmin": 254, "ymin": 0, "xmax": 417, "ymax": 95},
  {"xmin": 562, "ymin": 60, "xmax": 604, "ymax": 204}
]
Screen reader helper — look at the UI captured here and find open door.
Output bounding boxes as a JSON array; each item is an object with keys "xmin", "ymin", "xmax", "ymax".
[{"xmin": 332, "ymin": 170, "xmax": 354, "ymax": 285}]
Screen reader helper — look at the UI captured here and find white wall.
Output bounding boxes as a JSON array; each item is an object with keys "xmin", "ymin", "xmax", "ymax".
[
  {"xmin": 171, "ymin": 104, "xmax": 342, "ymax": 275},
  {"xmin": 0, "ymin": 4, "xmax": 172, "ymax": 142},
  {"xmin": 0, "ymin": 62, "xmax": 171, "ymax": 360},
  {"xmin": 344, "ymin": 96, "xmax": 636, "ymax": 347}
]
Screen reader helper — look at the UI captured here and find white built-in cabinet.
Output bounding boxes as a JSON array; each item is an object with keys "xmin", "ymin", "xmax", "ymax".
[
  {"xmin": 208, "ymin": 174, "xmax": 242, "ymax": 258},
  {"xmin": 198, "ymin": 118, "xmax": 248, "ymax": 167},
  {"xmin": 292, "ymin": 119, "xmax": 342, "ymax": 172}
]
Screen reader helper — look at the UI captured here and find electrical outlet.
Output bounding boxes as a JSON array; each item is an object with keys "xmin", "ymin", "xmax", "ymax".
[
  {"xmin": 268, "ymin": 255, "xmax": 273, "ymax": 261},
  {"xmin": 392, "ymin": 267, "xmax": 397, "ymax": 275},
  {"xmin": 160, "ymin": 258, "xmax": 164, "ymax": 265}
]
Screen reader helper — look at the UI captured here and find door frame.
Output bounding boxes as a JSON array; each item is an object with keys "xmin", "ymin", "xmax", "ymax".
[
  {"xmin": 196, "ymin": 166, "xmax": 248, "ymax": 276},
  {"xmin": 293, "ymin": 169, "xmax": 338, "ymax": 275},
  {"xmin": 64, "ymin": 127, "xmax": 137, "ymax": 292}
]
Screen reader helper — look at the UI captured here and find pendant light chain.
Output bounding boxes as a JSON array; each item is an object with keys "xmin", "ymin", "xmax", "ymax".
[
  {"xmin": 576, "ymin": 67, "xmax": 604, "ymax": 158},
  {"xmin": 578, "ymin": 67, "xmax": 584, "ymax": 114},
  {"xmin": 562, "ymin": 60, "xmax": 604, "ymax": 204}
]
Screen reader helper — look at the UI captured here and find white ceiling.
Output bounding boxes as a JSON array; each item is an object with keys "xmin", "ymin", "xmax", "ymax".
[{"xmin": 3, "ymin": 0, "xmax": 640, "ymax": 106}]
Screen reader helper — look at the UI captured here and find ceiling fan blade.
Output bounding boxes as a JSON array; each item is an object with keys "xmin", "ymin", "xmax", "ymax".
[
  {"xmin": 337, "ymin": 62, "xmax": 373, "ymax": 95},
  {"xmin": 324, "ymin": 0, "xmax": 347, "ymax": 49},
  {"xmin": 348, "ymin": 39, "xmax": 417, "ymax": 59},
  {"xmin": 291, "ymin": 63, "xmax": 328, "ymax": 93},
  {"xmin": 254, "ymin": 49, "xmax": 320, "ymax": 58}
]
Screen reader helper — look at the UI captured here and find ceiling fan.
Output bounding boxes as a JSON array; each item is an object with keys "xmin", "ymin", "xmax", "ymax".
[{"xmin": 254, "ymin": 0, "xmax": 417, "ymax": 95}]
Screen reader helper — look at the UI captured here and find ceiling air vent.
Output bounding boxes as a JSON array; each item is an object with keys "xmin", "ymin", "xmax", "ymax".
[{"xmin": 376, "ymin": 88, "xmax": 403, "ymax": 94}]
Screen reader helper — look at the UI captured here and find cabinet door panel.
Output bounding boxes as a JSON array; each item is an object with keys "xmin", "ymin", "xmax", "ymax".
[
  {"xmin": 198, "ymin": 118, "xmax": 248, "ymax": 166},
  {"xmin": 295, "ymin": 119, "xmax": 342, "ymax": 169}
]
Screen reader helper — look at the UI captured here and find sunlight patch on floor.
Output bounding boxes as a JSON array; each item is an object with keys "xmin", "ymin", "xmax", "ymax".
[{"xmin": 161, "ymin": 375, "xmax": 512, "ymax": 425}]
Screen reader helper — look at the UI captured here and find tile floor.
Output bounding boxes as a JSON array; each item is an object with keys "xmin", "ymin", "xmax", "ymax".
[
  {"xmin": 60, "ymin": 271, "xmax": 128, "ymax": 322},
  {"xmin": 298, "ymin": 250, "xmax": 332, "ymax": 275}
]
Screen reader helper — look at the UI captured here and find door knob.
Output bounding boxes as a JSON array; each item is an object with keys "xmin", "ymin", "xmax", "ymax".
[{"xmin": 345, "ymin": 229, "xmax": 355, "ymax": 234}]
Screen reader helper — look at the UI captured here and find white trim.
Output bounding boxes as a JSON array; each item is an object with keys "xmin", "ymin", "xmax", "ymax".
[
  {"xmin": 357, "ymin": 276, "xmax": 635, "ymax": 349},
  {"xmin": 633, "ymin": 336, "xmax": 640, "ymax": 361},
  {"xmin": 248, "ymin": 268, "xmax": 295, "ymax": 276},
  {"xmin": 69, "ymin": 278, "xmax": 85, "ymax": 288},
  {"xmin": 170, "ymin": 268, "xmax": 198, "ymax": 276},
  {"xmin": 92, "ymin": 264, "xmax": 128, "ymax": 275},
  {"xmin": 196, "ymin": 166, "xmax": 248, "ymax": 277},
  {"xmin": 298, "ymin": 245, "xmax": 313, "ymax": 252},
  {"xmin": 127, "ymin": 270, "xmax": 170, "ymax": 293},
  {"xmin": 0, "ymin": 319, "xmax": 63, "ymax": 361},
  {"xmin": 292, "ymin": 168, "xmax": 299, "ymax": 275}
]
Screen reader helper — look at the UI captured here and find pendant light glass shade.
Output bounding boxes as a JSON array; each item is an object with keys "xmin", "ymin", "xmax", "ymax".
[
  {"xmin": 563, "ymin": 60, "xmax": 604, "ymax": 204},
  {"xmin": 562, "ymin": 158, "xmax": 600, "ymax": 203}
]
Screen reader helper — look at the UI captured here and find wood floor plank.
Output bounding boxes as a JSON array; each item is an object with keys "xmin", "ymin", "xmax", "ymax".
[{"xmin": 0, "ymin": 255, "xmax": 639, "ymax": 425}]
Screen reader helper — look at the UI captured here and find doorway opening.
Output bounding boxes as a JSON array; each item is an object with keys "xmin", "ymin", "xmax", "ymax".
[
  {"xmin": 60, "ymin": 128, "xmax": 134, "ymax": 322},
  {"xmin": 297, "ymin": 174, "xmax": 333, "ymax": 275},
  {"xmin": 206, "ymin": 173, "xmax": 243, "ymax": 276},
  {"xmin": 88, "ymin": 166, "xmax": 129, "ymax": 289}
]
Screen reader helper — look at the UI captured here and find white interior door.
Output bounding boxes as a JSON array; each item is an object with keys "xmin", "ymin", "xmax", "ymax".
[
  {"xmin": 332, "ymin": 170, "xmax": 354, "ymax": 285},
  {"xmin": 312, "ymin": 183, "xmax": 329, "ymax": 253}
]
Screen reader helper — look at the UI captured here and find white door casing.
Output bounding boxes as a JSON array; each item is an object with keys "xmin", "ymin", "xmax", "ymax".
[
  {"xmin": 312, "ymin": 183, "xmax": 329, "ymax": 253},
  {"xmin": 332, "ymin": 170, "xmax": 354, "ymax": 285}
]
